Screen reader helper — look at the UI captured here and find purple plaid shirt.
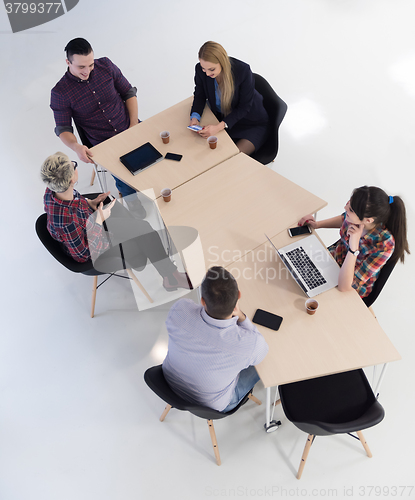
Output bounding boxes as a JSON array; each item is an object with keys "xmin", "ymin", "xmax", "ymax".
[
  {"xmin": 44, "ymin": 188, "xmax": 109, "ymax": 263},
  {"xmin": 50, "ymin": 57, "xmax": 137, "ymax": 146},
  {"xmin": 328, "ymin": 213, "xmax": 395, "ymax": 298}
]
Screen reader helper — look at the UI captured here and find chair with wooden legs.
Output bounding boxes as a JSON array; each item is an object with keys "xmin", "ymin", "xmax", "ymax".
[
  {"xmin": 35, "ymin": 194, "xmax": 153, "ymax": 318},
  {"xmin": 144, "ymin": 364, "xmax": 262, "ymax": 465},
  {"xmin": 278, "ymin": 369, "xmax": 385, "ymax": 479}
]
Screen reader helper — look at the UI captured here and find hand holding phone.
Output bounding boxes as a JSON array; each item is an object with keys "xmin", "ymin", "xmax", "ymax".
[{"xmin": 187, "ymin": 125, "xmax": 203, "ymax": 132}]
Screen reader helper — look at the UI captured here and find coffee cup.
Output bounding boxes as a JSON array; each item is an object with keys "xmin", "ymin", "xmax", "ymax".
[
  {"xmin": 305, "ymin": 299, "xmax": 319, "ymax": 315},
  {"xmin": 160, "ymin": 131, "xmax": 170, "ymax": 144},
  {"xmin": 161, "ymin": 188, "xmax": 172, "ymax": 202},
  {"xmin": 207, "ymin": 136, "xmax": 217, "ymax": 149}
]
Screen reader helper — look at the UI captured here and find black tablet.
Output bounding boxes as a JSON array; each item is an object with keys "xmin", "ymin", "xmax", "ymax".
[{"xmin": 120, "ymin": 142, "xmax": 164, "ymax": 175}]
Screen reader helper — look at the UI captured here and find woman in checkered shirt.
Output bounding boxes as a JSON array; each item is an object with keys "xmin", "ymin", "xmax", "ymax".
[{"xmin": 298, "ymin": 186, "xmax": 409, "ymax": 298}]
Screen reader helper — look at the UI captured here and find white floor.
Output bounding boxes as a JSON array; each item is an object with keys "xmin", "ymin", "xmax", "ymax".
[{"xmin": 0, "ymin": 1, "xmax": 414, "ymax": 499}]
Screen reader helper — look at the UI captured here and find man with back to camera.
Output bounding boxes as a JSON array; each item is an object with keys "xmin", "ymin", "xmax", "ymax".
[
  {"xmin": 50, "ymin": 37, "xmax": 145, "ymax": 216},
  {"xmin": 162, "ymin": 266, "xmax": 269, "ymax": 412}
]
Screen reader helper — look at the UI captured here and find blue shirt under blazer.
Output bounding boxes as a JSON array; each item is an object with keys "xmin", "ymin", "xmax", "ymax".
[{"xmin": 191, "ymin": 57, "xmax": 269, "ymax": 150}]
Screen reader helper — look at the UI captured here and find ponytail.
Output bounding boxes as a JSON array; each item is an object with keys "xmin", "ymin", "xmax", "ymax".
[
  {"xmin": 350, "ymin": 186, "xmax": 410, "ymax": 264},
  {"xmin": 386, "ymin": 196, "xmax": 410, "ymax": 264}
]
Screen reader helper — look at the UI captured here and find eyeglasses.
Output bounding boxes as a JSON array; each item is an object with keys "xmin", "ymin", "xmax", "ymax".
[{"xmin": 72, "ymin": 161, "xmax": 78, "ymax": 170}]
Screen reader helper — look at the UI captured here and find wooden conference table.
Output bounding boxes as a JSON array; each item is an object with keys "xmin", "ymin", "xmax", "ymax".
[
  {"xmin": 91, "ymin": 98, "xmax": 401, "ymax": 430},
  {"xmin": 90, "ymin": 96, "xmax": 239, "ymax": 199},
  {"xmin": 228, "ymin": 231, "xmax": 401, "ymax": 428},
  {"xmin": 157, "ymin": 153, "xmax": 326, "ymax": 287},
  {"xmin": 155, "ymin": 154, "xmax": 401, "ymax": 428}
]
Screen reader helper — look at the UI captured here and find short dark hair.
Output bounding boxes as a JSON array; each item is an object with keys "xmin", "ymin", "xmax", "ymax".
[
  {"xmin": 201, "ymin": 267, "xmax": 239, "ymax": 319},
  {"xmin": 65, "ymin": 38, "xmax": 93, "ymax": 62}
]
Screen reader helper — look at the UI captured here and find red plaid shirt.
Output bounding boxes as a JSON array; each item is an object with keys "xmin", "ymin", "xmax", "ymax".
[
  {"xmin": 50, "ymin": 57, "xmax": 136, "ymax": 146},
  {"xmin": 44, "ymin": 188, "xmax": 109, "ymax": 263},
  {"xmin": 328, "ymin": 213, "xmax": 395, "ymax": 297}
]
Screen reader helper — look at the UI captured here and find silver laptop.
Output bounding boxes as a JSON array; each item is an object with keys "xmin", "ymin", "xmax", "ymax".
[{"xmin": 265, "ymin": 233, "xmax": 340, "ymax": 297}]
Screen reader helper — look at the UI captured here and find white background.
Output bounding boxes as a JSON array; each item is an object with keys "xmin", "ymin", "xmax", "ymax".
[{"xmin": 0, "ymin": 1, "xmax": 413, "ymax": 499}]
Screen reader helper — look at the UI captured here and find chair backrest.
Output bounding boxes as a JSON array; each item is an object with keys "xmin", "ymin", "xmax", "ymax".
[
  {"xmin": 35, "ymin": 213, "xmax": 95, "ymax": 274},
  {"xmin": 252, "ymin": 73, "xmax": 288, "ymax": 164},
  {"xmin": 279, "ymin": 369, "xmax": 385, "ymax": 436},
  {"xmin": 144, "ymin": 364, "xmax": 249, "ymax": 420},
  {"xmin": 362, "ymin": 257, "xmax": 397, "ymax": 307},
  {"xmin": 74, "ymin": 122, "xmax": 93, "ymax": 149}
]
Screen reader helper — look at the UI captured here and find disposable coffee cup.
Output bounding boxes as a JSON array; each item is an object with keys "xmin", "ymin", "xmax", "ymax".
[
  {"xmin": 161, "ymin": 188, "xmax": 172, "ymax": 202},
  {"xmin": 305, "ymin": 299, "xmax": 319, "ymax": 315},
  {"xmin": 207, "ymin": 136, "xmax": 218, "ymax": 149},
  {"xmin": 160, "ymin": 131, "xmax": 170, "ymax": 144}
]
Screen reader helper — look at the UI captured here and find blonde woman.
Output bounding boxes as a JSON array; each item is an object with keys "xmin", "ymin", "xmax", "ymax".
[
  {"xmin": 41, "ymin": 152, "xmax": 191, "ymax": 291},
  {"xmin": 190, "ymin": 41, "xmax": 269, "ymax": 156}
]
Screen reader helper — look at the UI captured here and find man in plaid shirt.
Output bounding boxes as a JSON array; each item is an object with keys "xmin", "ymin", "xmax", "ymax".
[{"xmin": 50, "ymin": 38, "xmax": 141, "ymax": 205}]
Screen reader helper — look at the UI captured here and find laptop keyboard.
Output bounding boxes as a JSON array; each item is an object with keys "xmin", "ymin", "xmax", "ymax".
[{"xmin": 286, "ymin": 247, "xmax": 327, "ymax": 290}]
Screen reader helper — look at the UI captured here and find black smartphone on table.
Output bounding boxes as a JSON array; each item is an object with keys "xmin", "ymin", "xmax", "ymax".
[
  {"xmin": 288, "ymin": 225, "xmax": 312, "ymax": 237},
  {"xmin": 165, "ymin": 152, "xmax": 183, "ymax": 161},
  {"xmin": 252, "ymin": 309, "xmax": 283, "ymax": 331}
]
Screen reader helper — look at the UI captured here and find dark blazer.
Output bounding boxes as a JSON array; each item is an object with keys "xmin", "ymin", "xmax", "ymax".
[{"xmin": 191, "ymin": 57, "xmax": 268, "ymax": 131}]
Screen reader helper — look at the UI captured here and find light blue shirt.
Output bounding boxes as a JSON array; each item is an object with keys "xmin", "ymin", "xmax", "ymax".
[
  {"xmin": 162, "ymin": 299, "xmax": 269, "ymax": 411},
  {"xmin": 190, "ymin": 80, "xmax": 222, "ymax": 122}
]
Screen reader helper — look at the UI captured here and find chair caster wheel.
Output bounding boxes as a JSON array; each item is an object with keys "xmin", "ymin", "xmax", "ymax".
[{"xmin": 264, "ymin": 420, "xmax": 281, "ymax": 433}]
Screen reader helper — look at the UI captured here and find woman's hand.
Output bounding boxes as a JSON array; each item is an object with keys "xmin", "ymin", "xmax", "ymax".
[
  {"xmin": 298, "ymin": 214, "xmax": 319, "ymax": 230},
  {"xmin": 86, "ymin": 192, "xmax": 111, "ymax": 211},
  {"xmin": 189, "ymin": 117, "xmax": 200, "ymax": 126},
  {"xmin": 96, "ymin": 199, "xmax": 116, "ymax": 225},
  {"xmin": 198, "ymin": 123, "xmax": 222, "ymax": 138},
  {"xmin": 347, "ymin": 223, "xmax": 364, "ymax": 251}
]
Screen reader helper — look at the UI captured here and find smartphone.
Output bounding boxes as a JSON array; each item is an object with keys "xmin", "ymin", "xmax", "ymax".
[
  {"xmin": 288, "ymin": 225, "xmax": 312, "ymax": 237},
  {"xmin": 165, "ymin": 153, "xmax": 183, "ymax": 162},
  {"xmin": 187, "ymin": 125, "xmax": 203, "ymax": 132},
  {"xmin": 102, "ymin": 194, "xmax": 115, "ymax": 207},
  {"xmin": 252, "ymin": 309, "xmax": 283, "ymax": 331}
]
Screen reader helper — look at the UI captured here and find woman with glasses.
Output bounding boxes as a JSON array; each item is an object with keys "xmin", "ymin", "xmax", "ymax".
[
  {"xmin": 298, "ymin": 186, "xmax": 409, "ymax": 298},
  {"xmin": 40, "ymin": 152, "xmax": 191, "ymax": 291}
]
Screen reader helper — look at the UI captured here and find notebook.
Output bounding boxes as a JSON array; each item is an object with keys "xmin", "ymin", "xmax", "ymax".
[{"xmin": 265, "ymin": 233, "xmax": 340, "ymax": 297}]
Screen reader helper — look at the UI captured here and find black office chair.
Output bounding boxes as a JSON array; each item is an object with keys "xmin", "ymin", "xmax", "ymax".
[
  {"xmin": 74, "ymin": 122, "xmax": 93, "ymax": 150},
  {"xmin": 144, "ymin": 364, "xmax": 262, "ymax": 465},
  {"xmin": 329, "ymin": 239, "xmax": 396, "ymax": 309},
  {"xmin": 74, "ymin": 122, "xmax": 107, "ymax": 189},
  {"xmin": 278, "ymin": 369, "xmax": 385, "ymax": 479},
  {"xmin": 35, "ymin": 194, "xmax": 152, "ymax": 317},
  {"xmin": 362, "ymin": 257, "xmax": 397, "ymax": 308},
  {"xmin": 251, "ymin": 73, "xmax": 288, "ymax": 165}
]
